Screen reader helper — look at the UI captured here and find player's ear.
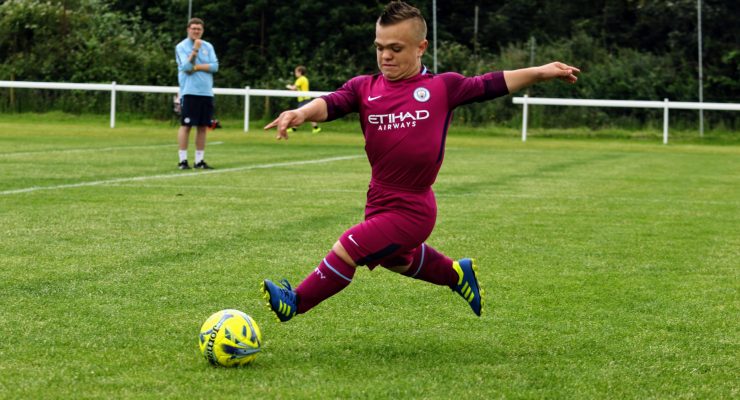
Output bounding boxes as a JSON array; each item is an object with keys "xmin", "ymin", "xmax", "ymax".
[{"xmin": 417, "ymin": 39, "xmax": 428, "ymax": 57}]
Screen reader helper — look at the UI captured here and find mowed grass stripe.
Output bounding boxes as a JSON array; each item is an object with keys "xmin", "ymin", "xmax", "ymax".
[
  {"xmin": 106, "ymin": 182, "xmax": 739, "ymax": 206},
  {"xmin": 0, "ymin": 154, "xmax": 362, "ymax": 195},
  {"xmin": 0, "ymin": 141, "xmax": 224, "ymax": 158}
]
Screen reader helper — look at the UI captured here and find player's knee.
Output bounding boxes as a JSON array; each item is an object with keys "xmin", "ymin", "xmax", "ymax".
[{"xmin": 332, "ymin": 241, "xmax": 357, "ymax": 267}]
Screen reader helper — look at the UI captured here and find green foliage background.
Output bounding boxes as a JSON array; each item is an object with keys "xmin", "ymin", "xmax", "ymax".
[{"xmin": 0, "ymin": 0, "xmax": 737, "ymax": 128}]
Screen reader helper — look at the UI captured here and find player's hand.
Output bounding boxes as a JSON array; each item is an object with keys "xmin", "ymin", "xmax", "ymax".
[
  {"xmin": 264, "ymin": 109, "xmax": 306, "ymax": 140},
  {"xmin": 539, "ymin": 62, "xmax": 580, "ymax": 84},
  {"xmin": 193, "ymin": 39, "xmax": 202, "ymax": 50}
]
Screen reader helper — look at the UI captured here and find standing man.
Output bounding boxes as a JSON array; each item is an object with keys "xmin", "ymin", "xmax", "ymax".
[
  {"xmin": 175, "ymin": 18, "xmax": 219, "ymax": 170},
  {"xmin": 261, "ymin": 1, "xmax": 580, "ymax": 322},
  {"xmin": 285, "ymin": 65, "xmax": 321, "ymax": 134}
]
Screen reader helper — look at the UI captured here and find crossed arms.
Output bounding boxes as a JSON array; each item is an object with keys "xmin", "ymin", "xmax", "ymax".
[{"xmin": 177, "ymin": 39, "xmax": 219, "ymax": 74}]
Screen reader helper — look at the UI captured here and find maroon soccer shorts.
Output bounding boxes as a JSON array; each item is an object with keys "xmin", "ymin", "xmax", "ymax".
[{"xmin": 339, "ymin": 183, "xmax": 437, "ymax": 269}]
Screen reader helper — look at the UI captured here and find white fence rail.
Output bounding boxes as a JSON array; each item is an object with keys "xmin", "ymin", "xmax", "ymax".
[
  {"xmin": 0, "ymin": 80, "xmax": 331, "ymax": 132},
  {"xmin": 3, "ymin": 81, "xmax": 738, "ymax": 143},
  {"xmin": 513, "ymin": 95, "xmax": 740, "ymax": 144}
]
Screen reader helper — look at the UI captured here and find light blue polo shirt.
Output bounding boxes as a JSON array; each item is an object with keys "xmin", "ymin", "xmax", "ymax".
[{"xmin": 175, "ymin": 38, "xmax": 219, "ymax": 97}]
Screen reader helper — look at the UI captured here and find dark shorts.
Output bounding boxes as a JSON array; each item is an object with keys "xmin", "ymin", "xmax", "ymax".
[
  {"xmin": 180, "ymin": 95, "xmax": 214, "ymax": 126},
  {"xmin": 339, "ymin": 182, "xmax": 437, "ymax": 270},
  {"xmin": 297, "ymin": 99, "xmax": 311, "ymax": 108}
]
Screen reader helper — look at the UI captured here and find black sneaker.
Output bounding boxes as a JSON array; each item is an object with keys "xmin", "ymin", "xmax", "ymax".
[
  {"xmin": 194, "ymin": 160, "xmax": 213, "ymax": 169},
  {"xmin": 178, "ymin": 160, "xmax": 191, "ymax": 170}
]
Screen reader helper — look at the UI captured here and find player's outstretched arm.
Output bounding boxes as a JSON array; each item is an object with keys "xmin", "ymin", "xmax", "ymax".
[
  {"xmin": 264, "ymin": 98, "xmax": 328, "ymax": 140},
  {"xmin": 503, "ymin": 62, "xmax": 580, "ymax": 93}
]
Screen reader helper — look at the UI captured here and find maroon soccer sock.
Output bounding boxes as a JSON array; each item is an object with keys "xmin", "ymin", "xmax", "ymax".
[
  {"xmin": 295, "ymin": 251, "xmax": 356, "ymax": 314},
  {"xmin": 401, "ymin": 244, "xmax": 459, "ymax": 288}
]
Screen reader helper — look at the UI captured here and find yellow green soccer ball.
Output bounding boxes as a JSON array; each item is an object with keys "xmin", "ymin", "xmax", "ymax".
[{"xmin": 198, "ymin": 309, "xmax": 262, "ymax": 367}]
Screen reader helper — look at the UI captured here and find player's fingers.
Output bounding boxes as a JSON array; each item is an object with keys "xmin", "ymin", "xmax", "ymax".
[
  {"xmin": 264, "ymin": 117, "xmax": 280, "ymax": 130},
  {"xmin": 276, "ymin": 118, "xmax": 294, "ymax": 140},
  {"xmin": 560, "ymin": 73, "xmax": 578, "ymax": 84},
  {"xmin": 557, "ymin": 65, "xmax": 580, "ymax": 82},
  {"xmin": 556, "ymin": 62, "xmax": 580, "ymax": 74}
]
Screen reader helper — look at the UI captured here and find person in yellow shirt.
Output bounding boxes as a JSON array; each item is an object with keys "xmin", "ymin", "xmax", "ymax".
[{"xmin": 286, "ymin": 65, "xmax": 321, "ymax": 133}]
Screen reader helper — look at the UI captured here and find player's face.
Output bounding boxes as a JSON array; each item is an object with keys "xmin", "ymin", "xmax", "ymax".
[
  {"xmin": 187, "ymin": 24, "xmax": 204, "ymax": 41},
  {"xmin": 375, "ymin": 19, "xmax": 428, "ymax": 81}
]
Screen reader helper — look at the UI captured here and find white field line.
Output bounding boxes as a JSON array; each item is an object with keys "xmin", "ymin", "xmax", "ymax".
[
  {"xmin": 109, "ymin": 183, "xmax": 368, "ymax": 194},
  {"xmin": 0, "ymin": 154, "xmax": 363, "ymax": 196},
  {"xmin": 0, "ymin": 141, "xmax": 224, "ymax": 158}
]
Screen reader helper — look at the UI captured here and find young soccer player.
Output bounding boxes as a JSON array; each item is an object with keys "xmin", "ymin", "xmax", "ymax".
[
  {"xmin": 286, "ymin": 65, "xmax": 321, "ymax": 134},
  {"xmin": 262, "ymin": 1, "xmax": 579, "ymax": 321}
]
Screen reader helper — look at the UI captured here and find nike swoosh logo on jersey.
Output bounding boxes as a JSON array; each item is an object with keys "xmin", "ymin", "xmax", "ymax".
[
  {"xmin": 348, "ymin": 234, "xmax": 359, "ymax": 246},
  {"xmin": 367, "ymin": 95, "xmax": 382, "ymax": 101}
]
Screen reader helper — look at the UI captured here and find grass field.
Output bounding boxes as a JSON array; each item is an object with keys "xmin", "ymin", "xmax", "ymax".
[{"xmin": 1, "ymin": 114, "xmax": 738, "ymax": 399}]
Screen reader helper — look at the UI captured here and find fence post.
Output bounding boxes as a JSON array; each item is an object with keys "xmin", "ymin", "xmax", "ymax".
[
  {"xmin": 244, "ymin": 86, "xmax": 250, "ymax": 132},
  {"xmin": 521, "ymin": 94, "xmax": 529, "ymax": 142},
  {"xmin": 663, "ymin": 98, "xmax": 669, "ymax": 144},
  {"xmin": 110, "ymin": 81, "xmax": 116, "ymax": 128}
]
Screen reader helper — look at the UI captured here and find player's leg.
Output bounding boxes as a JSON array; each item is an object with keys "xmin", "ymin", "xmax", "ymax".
[
  {"xmin": 194, "ymin": 97, "xmax": 214, "ymax": 169},
  {"xmin": 261, "ymin": 213, "xmax": 409, "ymax": 322},
  {"xmin": 177, "ymin": 125, "xmax": 191, "ymax": 169},
  {"xmin": 261, "ymin": 241, "xmax": 356, "ymax": 322},
  {"xmin": 386, "ymin": 244, "xmax": 484, "ymax": 316},
  {"xmin": 294, "ymin": 241, "xmax": 356, "ymax": 312},
  {"xmin": 178, "ymin": 95, "xmax": 194, "ymax": 169},
  {"xmin": 194, "ymin": 126, "xmax": 212, "ymax": 169}
]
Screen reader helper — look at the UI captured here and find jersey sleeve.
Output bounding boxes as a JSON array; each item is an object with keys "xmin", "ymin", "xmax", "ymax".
[
  {"xmin": 205, "ymin": 42, "xmax": 218, "ymax": 73},
  {"xmin": 440, "ymin": 71, "xmax": 509, "ymax": 109},
  {"xmin": 320, "ymin": 76, "xmax": 366, "ymax": 121},
  {"xmin": 176, "ymin": 44, "xmax": 194, "ymax": 72}
]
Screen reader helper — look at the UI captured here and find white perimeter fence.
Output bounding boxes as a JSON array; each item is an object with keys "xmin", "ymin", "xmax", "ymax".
[
  {"xmin": 0, "ymin": 80, "xmax": 331, "ymax": 132},
  {"xmin": 514, "ymin": 95, "xmax": 740, "ymax": 144},
  {"xmin": 1, "ymin": 81, "xmax": 738, "ymax": 144}
]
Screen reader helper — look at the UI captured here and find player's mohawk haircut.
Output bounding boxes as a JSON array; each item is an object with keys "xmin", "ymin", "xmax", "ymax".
[{"xmin": 378, "ymin": 1, "xmax": 427, "ymax": 39}]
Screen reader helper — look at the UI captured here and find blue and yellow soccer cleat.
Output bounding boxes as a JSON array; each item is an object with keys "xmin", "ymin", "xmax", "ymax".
[
  {"xmin": 452, "ymin": 258, "xmax": 484, "ymax": 316},
  {"xmin": 260, "ymin": 279, "xmax": 298, "ymax": 322}
]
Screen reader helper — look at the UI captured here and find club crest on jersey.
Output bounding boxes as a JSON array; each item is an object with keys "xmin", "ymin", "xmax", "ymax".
[{"xmin": 413, "ymin": 87, "xmax": 430, "ymax": 102}]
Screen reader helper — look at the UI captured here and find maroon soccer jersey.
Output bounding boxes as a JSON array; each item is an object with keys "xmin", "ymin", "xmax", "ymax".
[
  {"xmin": 321, "ymin": 68, "xmax": 509, "ymax": 268},
  {"xmin": 322, "ymin": 68, "xmax": 509, "ymax": 189}
]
